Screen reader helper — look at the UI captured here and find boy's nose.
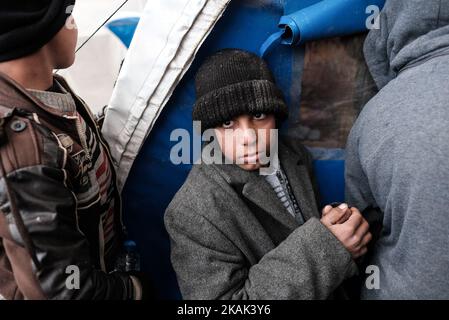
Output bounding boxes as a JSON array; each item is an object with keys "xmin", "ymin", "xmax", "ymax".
[{"xmin": 240, "ymin": 127, "xmax": 257, "ymax": 146}]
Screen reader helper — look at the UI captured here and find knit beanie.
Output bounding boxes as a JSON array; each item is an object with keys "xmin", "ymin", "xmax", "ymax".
[
  {"xmin": 0, "ymin": 0, "xmax": 76, "ymax": 62},
  {"xmin": 193, "ymin": 49, "xmax": 289, "ymax": 131}
]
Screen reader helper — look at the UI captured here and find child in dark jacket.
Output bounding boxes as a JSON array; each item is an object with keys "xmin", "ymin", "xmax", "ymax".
[
  {"xmin": 0, "ymin": 1, "xmax": 145, "ymax": 299},
  {"xmin": 164, "ymin": 49, "xmax": 371, "ymax": 299}
]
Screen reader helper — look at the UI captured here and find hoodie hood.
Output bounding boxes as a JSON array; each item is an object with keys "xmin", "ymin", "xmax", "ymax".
[{"xmin": 364, "ymin": 0, "xmax": 449, "ymax": 89}]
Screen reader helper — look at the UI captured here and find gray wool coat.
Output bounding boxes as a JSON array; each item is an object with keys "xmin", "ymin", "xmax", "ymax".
[{"xmin": 164, "ymin": 139, "xmax": 357, "ymax": 300}]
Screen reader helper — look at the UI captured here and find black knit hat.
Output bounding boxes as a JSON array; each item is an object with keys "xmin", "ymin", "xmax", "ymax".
[
  {"xmin": 0, "ymin": 0, "xmax": 76, "ymax": 62},
  {"xmin": 193, "ymin": 49, "xmax": 289, "ymax": 131}
]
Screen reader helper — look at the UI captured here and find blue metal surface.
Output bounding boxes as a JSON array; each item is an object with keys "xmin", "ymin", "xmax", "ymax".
[
  {"xmin": 285, "ymin": 0, "xmax": 321, "ymax": 14},
  {"xmin": 308, "ymin": 147, "xmax": 346, "ymax": 205},
  {"xmin": 279, "ymin": 0, "xmax": 386, "ymax": 45},
  {"xmin": 313, "ymin": 160, "xmax": 346, "ymax": 205}
]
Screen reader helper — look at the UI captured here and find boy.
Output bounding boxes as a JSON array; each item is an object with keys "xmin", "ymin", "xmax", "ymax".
[
  {"xmin": 0, "ymin": 1, "xmax": 144, "ymax": 299},
  {"xmin": 165, "ymin": 49, "xmax": 372, "ymax": 299}
]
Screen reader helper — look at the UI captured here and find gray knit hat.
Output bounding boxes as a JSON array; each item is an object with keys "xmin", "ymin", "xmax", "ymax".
[{"xmin": 193, "ymin": 49, "xmax": 289, "ymax": 131}]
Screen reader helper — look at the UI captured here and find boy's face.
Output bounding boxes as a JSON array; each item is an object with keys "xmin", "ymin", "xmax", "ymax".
[
  {"xmin": 214, "ymin": 113, "xmax": 276, "ymax": 171},
  {"xmin": 47, "ymin": 15, "xmax": 78, "ymax": 69}
]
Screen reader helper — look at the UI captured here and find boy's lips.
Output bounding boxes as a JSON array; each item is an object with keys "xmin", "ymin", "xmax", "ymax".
[{"xmin": 240, "ymin": 153, "xmax": 259, "ymax": 164}]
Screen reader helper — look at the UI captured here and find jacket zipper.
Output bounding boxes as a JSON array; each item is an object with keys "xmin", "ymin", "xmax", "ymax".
[
  {"xmin": 73, "ymin": 95, "xmax": 125, "ymax": 234},
  {"xmin": 60, "ymin": 78, "xmax": 126, "ymax": 271},
  {"xmin": 276, "ymin": 169, "xmax": 303, "ymax": 223},
  {"xmin": 276, "ymin": 170, "xmax": 294, "ymax": 210},
  {"xmin": 74, "ymin": 116, "xmax": 92, "ymax": 161}
]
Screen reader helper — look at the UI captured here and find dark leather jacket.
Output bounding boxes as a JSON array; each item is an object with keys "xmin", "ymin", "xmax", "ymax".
[{"xmin": 0, "ymin": 72, "xmax": 140, "ymax": 300}]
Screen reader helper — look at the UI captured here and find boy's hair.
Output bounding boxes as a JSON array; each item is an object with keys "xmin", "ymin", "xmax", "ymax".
[
  {"xmin": 193, "ymin": 49, "xmax": 288, "ymax": 132},
  {"xmin": 0, "ymin": 0, "xmax": 75, "ymax": 63}
]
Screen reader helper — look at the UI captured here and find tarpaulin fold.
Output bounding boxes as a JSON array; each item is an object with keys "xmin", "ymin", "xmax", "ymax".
[{"xmin": 102, "ymin": 0, "xmax": 231, "ymax": 190}]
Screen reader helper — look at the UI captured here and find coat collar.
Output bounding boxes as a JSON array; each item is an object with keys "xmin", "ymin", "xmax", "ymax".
[
  {"xmin": 0, "ymin": 71, "xmax": 79, "ymax": 119},
  {"xmin": 213, "ymin": 139, "xmax": 319, "ymax": 231}
]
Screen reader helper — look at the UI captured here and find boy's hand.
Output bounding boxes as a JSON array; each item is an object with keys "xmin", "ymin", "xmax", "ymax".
[
  {"xmin": 321, "ymin": 203, "xmax": 352, "ymax": 225},
  {"xmin": 321, "ymin": 204, "xmax": 372, "ymax": 259}
]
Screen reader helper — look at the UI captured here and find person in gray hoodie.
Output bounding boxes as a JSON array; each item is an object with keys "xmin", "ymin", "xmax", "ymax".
[{"xmin": 345, "ymin": 0, "xmax": 449, "ymax": 299}]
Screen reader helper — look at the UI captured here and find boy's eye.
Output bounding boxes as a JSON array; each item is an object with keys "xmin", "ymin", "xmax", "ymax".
[
  {"xmin": 222, "ymin": 120, "xmax": 234, "ymax": 129},
  {"xmin": 253, "ymin": 113, "xmax": 267, "ymax": 120}
]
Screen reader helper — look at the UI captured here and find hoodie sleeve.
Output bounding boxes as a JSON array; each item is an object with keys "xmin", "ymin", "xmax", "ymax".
[{"xmin": 345, "ymin": 123, "xmax": 383, "ymax": 242}]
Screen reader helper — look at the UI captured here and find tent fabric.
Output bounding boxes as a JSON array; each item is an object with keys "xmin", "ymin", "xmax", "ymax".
[
  {"xmin": 102, "ymin": 0, "xmax": 231, "ymax": 190},
  {"xmin": 58, "ymin": 0, "xmax": 147, "ymax": 113},
  {"xmin": 59, "ymin": 28, "xmax": 127, "ymax": 114}
]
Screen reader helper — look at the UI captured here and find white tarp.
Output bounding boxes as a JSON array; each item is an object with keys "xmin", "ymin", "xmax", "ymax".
[
  {"xmin": 60, "ymin": 31, "xmax": 126, "ymax": 114},
  {"xmin": 60, "ymin": 0, "xmax": 148, "ymax": 113},
  {"xmin": 102, "ymin": 0, "xmax": 231, "ymax": 190}
]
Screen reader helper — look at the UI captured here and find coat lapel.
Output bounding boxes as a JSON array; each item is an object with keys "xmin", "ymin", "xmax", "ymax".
[
  {"xmin": 215, "ymin": 153, "xmax": 302, "ymax": 232},
  {"xmin": 214, "ymin": 139, "xmax": 320, "ymax": 231},
  {"xmin": 242, "ymin": 173, "xmax": 299, "ymax": 232}
]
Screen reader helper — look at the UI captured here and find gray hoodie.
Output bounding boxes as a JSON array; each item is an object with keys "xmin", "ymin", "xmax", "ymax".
[{"xmin": 345, "ymin": 0, "xmax": 449, "ymax": 299}]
